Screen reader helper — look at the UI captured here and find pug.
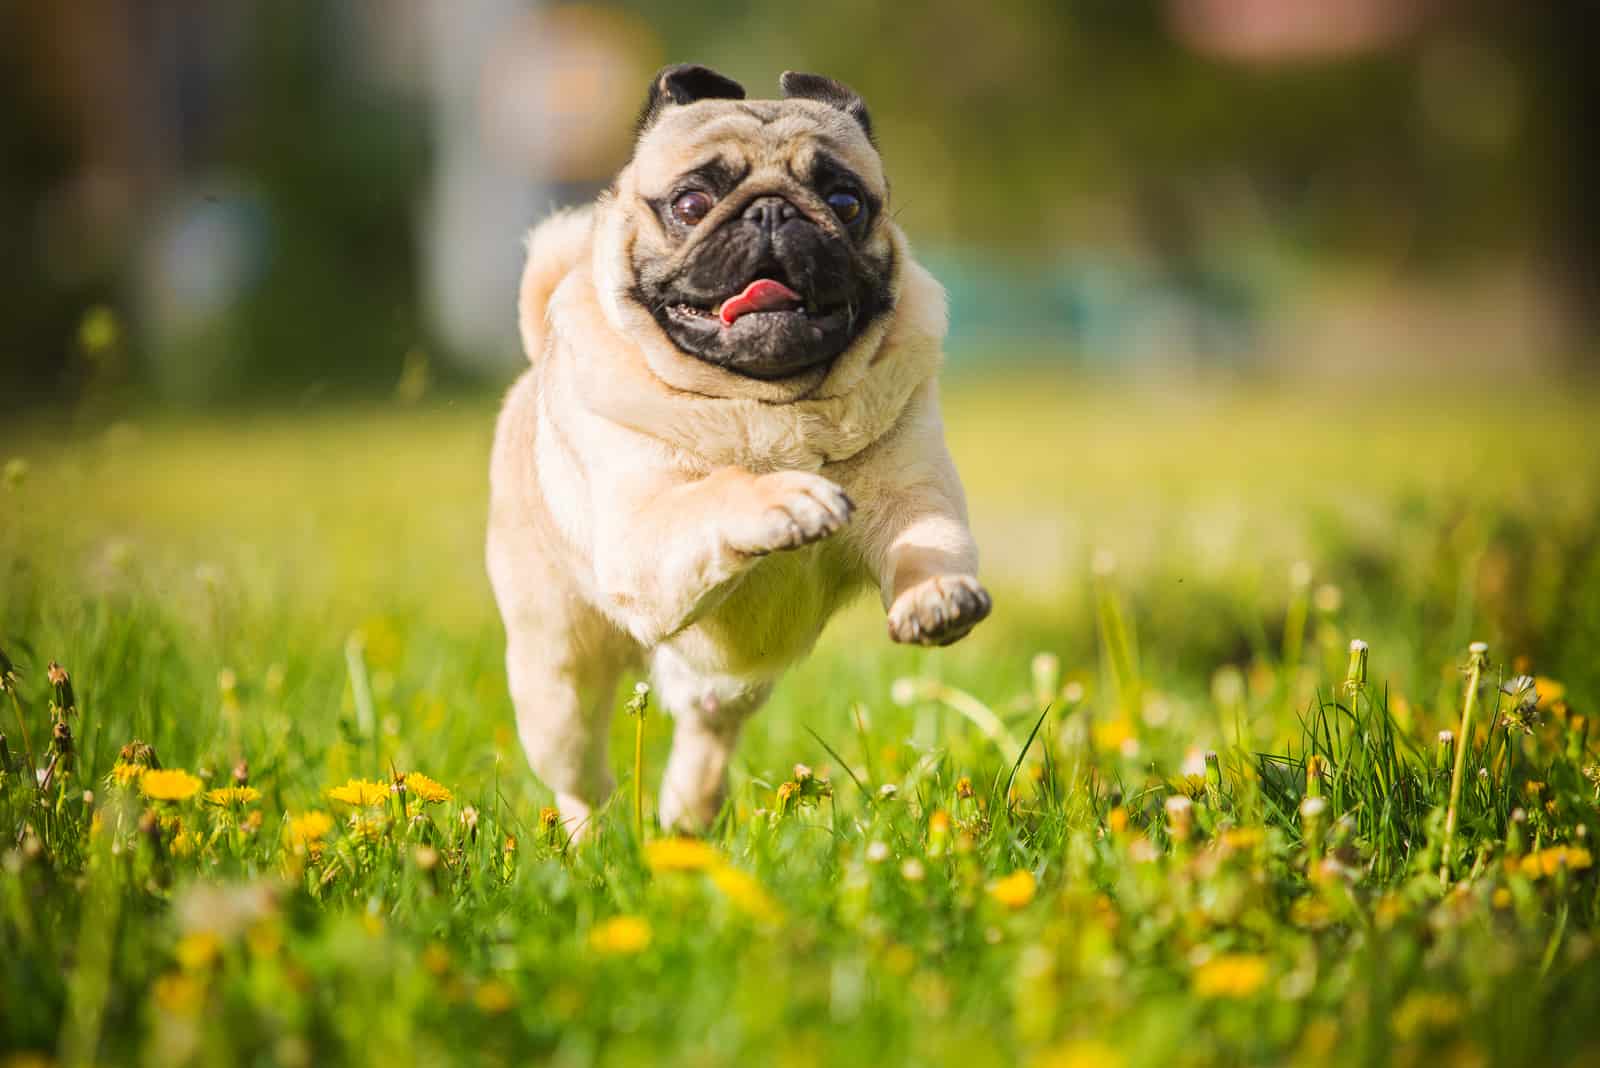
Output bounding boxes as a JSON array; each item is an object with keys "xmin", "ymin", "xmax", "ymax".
[{"xmin": 487, "ymin": 65, "xmax": 990, "ymax": 834}]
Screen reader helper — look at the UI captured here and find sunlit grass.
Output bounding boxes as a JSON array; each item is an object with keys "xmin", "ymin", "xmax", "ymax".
[{"xmin": 3, "ymin": 377, "xmax": 1599, "ymax": 1066}]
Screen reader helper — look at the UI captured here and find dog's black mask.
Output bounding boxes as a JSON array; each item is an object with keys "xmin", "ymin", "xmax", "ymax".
[{"xmin": 633, "ymin": 183, "xmax": 890, "ymax": 380}]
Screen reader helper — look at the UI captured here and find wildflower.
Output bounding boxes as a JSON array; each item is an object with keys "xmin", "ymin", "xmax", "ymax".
[
  {"xmin": 47, "ymin": 661, "xmax": 75, "ymax": 718},
  {"xmin": 1219, "ymin": 827, "xmax": 1263, "ymax": 854},
  {"xmin": 328, "ymin": 778, "xmax": 389, "ymax": 807},
  {"xmin": 1032, "ymin": 1039, "xmax": 1123, "ymax": 1068},
  {"xmin": 1092, "ymin": 718, "xmax": 1136, "ymax": 754},
  {"xmin": 1192, "ymin": 953, "xmax": 1269, "ymax": 998},
  {"xmin": 153, "ymin": 972, "xmax": 204, "ymax": 1016},
  {"xmin": 348, "ymin": 815, "xmax": 385, "ymax": 843},
  {"xmin": 1391, "ymin": 991, "xmax": 1462, "ymax": 1040},
  {"xmin": 645, "ymin": 837, "xmax": 722, "ymax": 873},
  {"xmin": 900, "ymin": 858, "xmax": 926, "ymax": 882},
  {"xmin": 287, "ymin": 811, "xmax": 334, "ymax": 852},
  {"xmin": 1500, "ymin": 675, "xmax": 1542, "ymax": 735},
  {"xmin": 107, "ymin": 762, "xmax": 146, "ymax": 788},
  {"xmin": 775, "ymin": 768, "xmax": 831, "ymax": 814},
  {"xmin": 589, "ymin": 915, "xmax": 652, "ymax": 955},
  {"xmin": 422, "ymin": 943, "xmax": 451, "ymax": 976},
  {"xmin": 1519, "ymin": 846, "xmax": 1593, "ymax": 880},
  {"xmin": 955, "ymin": 776, "xmax": 974, "ymax": 800},
  {"xmin": 140, "ymin": 769, "xmax": 203, "ymax": 802},
  {"xmin": 1106, "ymin": 807, "xmax": 1129, "ymax": 835},
  {"xmin": 707, "ymin": 866, "xmax": 783, "ymax": 924},
  {"xmin": 1532, "ymin": 676, "xmax": 1564, "ymax": 707},
  {"xmin": 1299, "ymin": 796, "xmax": 1328, "ymax": 821},
  {"xmin": 474, "ymin": 979, "xmax": 516, "ymax": 1014},
  {"xmin": 988, "ymin": 870, "xmax": 1037, "ymax": 910},
  {"xmin": 405, "ymin": 772, "xmax": 453, "ymax": 805},
  {"xmin": 171, "ymin": 831, "xmax": 200, "ymax": 857},
  {"xmin": 865, "ymin": 841, "xmax": 891, "ymax": 864},
  {"xmin": 175, "ymin": 931, "xmax": 222, "ymax": 971},
  {"xmin": 204, "ymin": 786, "xmax": 261, "ymax": 807}
]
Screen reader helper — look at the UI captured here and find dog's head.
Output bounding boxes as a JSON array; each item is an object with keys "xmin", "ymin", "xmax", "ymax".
[{"xmin": 609, "ymin": 66, "xmax": 894, "ymax": 381}]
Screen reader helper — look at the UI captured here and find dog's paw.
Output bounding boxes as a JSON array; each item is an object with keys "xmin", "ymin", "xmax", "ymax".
[
  {"xmin": 887, "ymin": 575, "xmax": 992, "ymax": 646},
  {"xmin": 725, "ymin": 471, "xmax": 854, "ymax": 556}
]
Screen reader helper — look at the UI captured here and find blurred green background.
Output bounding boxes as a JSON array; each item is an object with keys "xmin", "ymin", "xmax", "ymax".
[{"xmin": 3, "ymin": 0, "xmax": 1597, "ymax": 411}]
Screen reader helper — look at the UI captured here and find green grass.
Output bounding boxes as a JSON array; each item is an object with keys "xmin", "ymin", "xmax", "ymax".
[{"xmin": 3, "ymin": 377, "xmax": 1600, "ymax": 1067}]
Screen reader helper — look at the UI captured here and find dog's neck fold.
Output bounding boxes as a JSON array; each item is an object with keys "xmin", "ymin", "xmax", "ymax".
[{"xmin": 554, "ymin": 224, "xmax": 947, "ymax": 472}]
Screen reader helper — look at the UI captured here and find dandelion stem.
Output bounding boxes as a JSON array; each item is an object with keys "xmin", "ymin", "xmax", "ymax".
[
  {"xmin": 7, "ymin": 689, "xmax": 35, "ymax": 784},
  {"xmin": 1441, "ymin": 642, "xmax": 1488, "ymax": 887},
  {"xmin": 627, "ymin": 683, "xmax": 650, "ymax": 841}
]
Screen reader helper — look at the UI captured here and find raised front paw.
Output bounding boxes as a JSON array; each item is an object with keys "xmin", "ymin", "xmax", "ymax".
[
  {"xmin": 887, "ymin": 575, "xmax": 992, "ymax": 646},
  {"xmin": 724, "ymin": 471, "xmax": 854, "ymax": 557}
]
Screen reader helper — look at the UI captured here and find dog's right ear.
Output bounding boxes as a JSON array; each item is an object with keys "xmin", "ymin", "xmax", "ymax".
[{"xmin": 636, "ymin": 64, "xmax": 746, "ymax": 134}]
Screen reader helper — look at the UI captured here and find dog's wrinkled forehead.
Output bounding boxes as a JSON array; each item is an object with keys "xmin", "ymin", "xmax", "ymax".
[{"xmin": 630, "ymin": 100, "xmax": 886, "ymax": 201}]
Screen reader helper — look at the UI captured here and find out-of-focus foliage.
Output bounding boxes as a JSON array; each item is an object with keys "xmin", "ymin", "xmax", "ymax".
[{"xmin": 2, "ymin": 2, "xmax": 1595, "ymax": 407}]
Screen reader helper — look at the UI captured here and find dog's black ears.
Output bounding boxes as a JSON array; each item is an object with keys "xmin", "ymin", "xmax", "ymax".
[
  {"xmin": 780, "ymin": 71, "xmax": 873, "ymax": 143},
  {"xmin": 637, "ymin": 64, "xmax": 746, "ymax": 134}
]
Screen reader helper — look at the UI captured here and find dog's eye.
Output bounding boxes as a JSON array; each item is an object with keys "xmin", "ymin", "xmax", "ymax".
[
  {"xmin": 826, "ymin": 190, "xmax": 862, "ymax": 223},
  {"xmin": 671, "ymin": 191, "xmax": 713, "ymax": 226}
]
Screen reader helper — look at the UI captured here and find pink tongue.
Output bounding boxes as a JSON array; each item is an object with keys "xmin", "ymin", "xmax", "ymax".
[{"xmin": 718, "ymin": 279, "xmax": 803, "ymax": 325}]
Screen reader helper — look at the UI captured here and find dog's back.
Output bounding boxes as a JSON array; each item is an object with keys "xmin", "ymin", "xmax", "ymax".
[{"xmin": 517, "ymin": 206, "xmax": 594, "ymax": 363}]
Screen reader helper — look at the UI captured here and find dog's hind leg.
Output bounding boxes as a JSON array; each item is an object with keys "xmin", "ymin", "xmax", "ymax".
[
  {"xmin": 501, "ymin": 609, "xmax": 632, "ymax": 837},
  {"xmin": 650, "ymin": 645, "xmax": 773, "ymax": 833}
]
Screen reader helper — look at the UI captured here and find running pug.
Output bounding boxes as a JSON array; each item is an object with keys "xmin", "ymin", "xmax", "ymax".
[{"xmin": 488, "ymin": 66, "xmax": 990, "ymax": 833}]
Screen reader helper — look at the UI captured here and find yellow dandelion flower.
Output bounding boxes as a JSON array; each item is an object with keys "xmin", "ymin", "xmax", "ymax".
[
  {"xmin": 645, "ymin": 837, "xmax": 723, "ymax": 873},
  {"xmin": 404, "ymin": 772, "xmax": 453, "ymax": 805},
  {"xmin": 171, "ymin": 831, "xmax": 200, "ymax": 858},
  {"xmin": 707, "ymin": 865, "xmax": 784, "ymax": 924},
  {"xmin": 422, "ymin": 943, "xmax": 452, "ymax": 976},
  {"xmin": 140, "ymin": 769, "xmax": 203, "ymax": 802},
  {"xmin": 1492, "ymin": 887, "xmax": 1513, "ymax": 910},
  {"xmin": 204, "ymin": 786, "xmax": 261, "ymax": 807},
  {"xmin": 1032, "ymin": 1039, "xmax": 1124, "ymax": 1068},
  {"xmin": 988, "ymin": 870, "xmax": 1037, "ymax": 910},
  {"xmin": 1106, "ymin": 807, "xmax": 1129, "ymax": 835},
  {"xmin": 153, "ymin": 972, "xmax": 205, "ymax": 1017},
  {"xmin": 287, "ymin": 811, "xmax": 334, "ymax": 851},
  {"xmin": 1219, "ymin": 827, "xmax": 1264, "ymax": 853},
  {"xmin": 1192, "ymin": 953, "xmax": 1269, "ymax": 998},
  {"xmin": 348, "ymin": 814, "xmax": 386, "ymax": 842},
  {"xmin": 1520, "ymin": 845, "xmax": 1593, "ymax": 879},
  {"xmin": 328, "ymin": 778, "xmax": 389, "ymax": 807},
  {"xmin": 1533, "ymin": 677, "xmax": 1565, "ymax": 707},
  {"xmin": 1092, "ymin": 718, "xmax": 1135, "ymax": 752},
  {"xmin": 589, "ymin": 915, "xmax": 652, "ymax": 955},
  {"xmin": 174, "ymin": 931, "xmax": 222, "ymax": 971},
  {"xmin": 107, "ymin": 761, "xmax": 145, "ymax": 788},
  {"xmin": 1392, "ymin": 991, "xmax": 1462, "ymax": 1040},
  {"xmin": 474, "ymin": 979, "xmax": 516, "ymax": 1014}
]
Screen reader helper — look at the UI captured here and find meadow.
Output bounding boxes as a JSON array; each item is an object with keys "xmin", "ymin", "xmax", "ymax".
[{"xmin": 3, "ymin": 374, "xmax": 1600, "ymax": 1067}]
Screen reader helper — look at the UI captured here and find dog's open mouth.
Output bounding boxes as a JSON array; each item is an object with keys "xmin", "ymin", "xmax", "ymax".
[{"xmin": 666, "ymin": 274, "xmax": 819, "ymax": 328}]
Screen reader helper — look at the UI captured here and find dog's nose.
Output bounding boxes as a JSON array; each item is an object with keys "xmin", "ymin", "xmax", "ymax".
[{"xmin": 742, "ymin": 196, "xmax": 798, "ymax": 232}]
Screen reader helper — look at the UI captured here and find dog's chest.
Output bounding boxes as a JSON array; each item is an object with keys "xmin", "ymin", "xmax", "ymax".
[{"xmin": 678, "ymin": 539, "xmax": 866, "ymax": 676}]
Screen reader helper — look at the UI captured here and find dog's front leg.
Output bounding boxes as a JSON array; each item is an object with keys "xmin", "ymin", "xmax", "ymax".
[
  {"xmin": 592, "ymin": 466, "xmax": 854, "ymax": 647},
  {"xmin": 853, "ymin": 405, "xmax": 992, "ymax": 647}
]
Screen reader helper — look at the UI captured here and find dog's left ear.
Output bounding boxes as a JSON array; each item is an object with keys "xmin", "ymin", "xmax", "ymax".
[
  {"xmin": 780, "ymin": 71, "xmax": 873, "ymax": 143},
  {"xmin": 637, "ymin": 64, "xmax": 746, "ymax": 134}
]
